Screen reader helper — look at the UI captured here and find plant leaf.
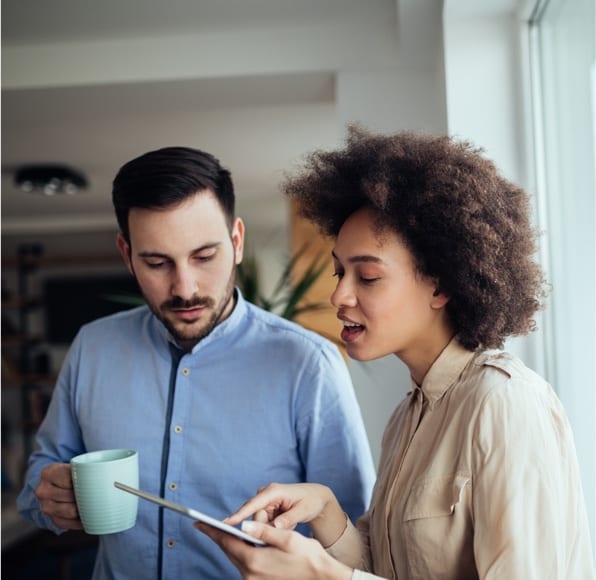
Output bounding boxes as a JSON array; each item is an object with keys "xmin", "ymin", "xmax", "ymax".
[{"xmin": 236, "ymin": 243, "xmax": 331, "ymax": 321}]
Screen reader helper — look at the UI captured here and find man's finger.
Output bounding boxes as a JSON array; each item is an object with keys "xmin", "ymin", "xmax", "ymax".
[
  {"xmin": 37, "ymin": 484, "xmax": 76, "ymax": 503},
  {"xmin": 51, "ymin": 515, "xmax": 84, "ymax": 530},
  {"xmin": 41, "ymin": 463, "xmax": 74, "ymax": 489},
  {"xmin": 42, "ymin": 498, "xmax": 80, "ymax": 519}
]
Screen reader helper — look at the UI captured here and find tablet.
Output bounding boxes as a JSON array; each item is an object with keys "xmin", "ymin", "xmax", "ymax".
[{"xmin": 113, "ymin": 481, "xmax": 266, "ymax": 546}]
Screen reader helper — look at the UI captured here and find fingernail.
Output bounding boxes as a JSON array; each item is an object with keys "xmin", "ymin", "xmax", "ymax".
[{"xmin": 241, "ymin": 521, "xmax": 256, "ymax": 533}]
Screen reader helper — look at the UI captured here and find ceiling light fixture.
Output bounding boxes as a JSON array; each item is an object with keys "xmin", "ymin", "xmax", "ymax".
[{"xmin": 15, "ymin": 164, "xmax": 88, "ymax": 196}]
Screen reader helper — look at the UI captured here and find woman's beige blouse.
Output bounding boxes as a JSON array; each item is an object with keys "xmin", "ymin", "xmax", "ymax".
[{"xmin": 328, "ymin": 339, "xmax": 595, "ymax": 579}]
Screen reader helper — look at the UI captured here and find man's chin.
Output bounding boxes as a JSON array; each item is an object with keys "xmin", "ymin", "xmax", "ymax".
[
  {"xmin": 166, "ymin": 319, "xmax": 216, "ymax": 345},
  {"xmin": 171, "ymin": 327, "xmax": 206, "ymax": 343}
]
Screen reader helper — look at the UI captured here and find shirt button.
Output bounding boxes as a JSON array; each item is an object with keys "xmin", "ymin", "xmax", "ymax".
[
  {"xmin": 169, "ymin": 482, "xmax": 178, "ymax": 491},
  {"xmin": 174, "ymin": 425, "xmax": 183, "ymax": 433},
  {"xmin": 166, "ymin": 539, "xmax": 175, "ymax": 548},
  {"xmin": 182, "ymin": 367, "xmax": 190, "ymax": 376}
]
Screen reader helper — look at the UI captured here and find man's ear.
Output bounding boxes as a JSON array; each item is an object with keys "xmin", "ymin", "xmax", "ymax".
[
  {"xmin": 116, "ymin": 232, "xmax": 134, "ymax": 275},
  {"xmin": 231, "ymin": 217, "xmax": 245, "ymax": 265}
]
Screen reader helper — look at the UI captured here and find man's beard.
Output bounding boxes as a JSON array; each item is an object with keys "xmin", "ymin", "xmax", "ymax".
[{"xmin": 140, "ymin": 267, "xmax": 237, "ymax": 349}]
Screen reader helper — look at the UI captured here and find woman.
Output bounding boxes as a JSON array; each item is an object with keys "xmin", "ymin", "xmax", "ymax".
[{"xmin": 197, "ymin": 127, "xmax": 595, "ymax": 579}]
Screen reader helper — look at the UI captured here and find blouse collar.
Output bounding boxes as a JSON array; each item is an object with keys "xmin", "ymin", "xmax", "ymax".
[{"xmin": 413, "ymin": 336, "xmax": 475, "ymax": 404}]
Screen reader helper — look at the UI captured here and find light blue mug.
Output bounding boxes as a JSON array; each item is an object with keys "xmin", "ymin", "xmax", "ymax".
[{"xmin": 71, "ymin": 449, "xmax": 139, "ymax": 535}]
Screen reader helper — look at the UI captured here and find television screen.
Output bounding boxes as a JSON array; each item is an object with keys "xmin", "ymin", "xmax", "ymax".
[{"xmin": 44, "ymin": 274, "xmax": 142, "ymax": 344}]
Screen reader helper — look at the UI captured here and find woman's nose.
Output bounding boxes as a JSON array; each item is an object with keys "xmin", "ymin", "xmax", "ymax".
[{"xmin": 330, "ymin": 278, "xmax": 357, "ymax": 309}]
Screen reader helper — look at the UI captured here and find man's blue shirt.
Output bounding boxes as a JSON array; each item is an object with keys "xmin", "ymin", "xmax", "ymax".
[{"xmin": 17, "ymin": 291, "xmax": 376, "ymax": 579}]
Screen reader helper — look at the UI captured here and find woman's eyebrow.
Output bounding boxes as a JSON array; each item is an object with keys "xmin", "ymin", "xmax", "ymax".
[{"xmin": 331, "ymin": 250, "xmax": 385, "ymax": 265}]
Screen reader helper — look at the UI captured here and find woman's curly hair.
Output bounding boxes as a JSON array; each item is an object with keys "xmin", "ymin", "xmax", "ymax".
[{"xmin": 283, "ymin": 125, "xmax": 547, "ymax": 351}]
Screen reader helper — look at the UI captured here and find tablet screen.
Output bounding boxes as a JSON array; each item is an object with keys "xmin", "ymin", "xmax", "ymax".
[{"xmin": 114, "ymin": 481, "xmax": 266, "ymax": 546}]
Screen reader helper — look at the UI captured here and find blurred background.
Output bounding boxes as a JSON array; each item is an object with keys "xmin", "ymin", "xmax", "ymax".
[{"xmin": 2, "ymin": 0, "xmax": 594, "ymax": 576}]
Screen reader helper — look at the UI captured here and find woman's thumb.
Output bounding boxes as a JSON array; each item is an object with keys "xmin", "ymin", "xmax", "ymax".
[{"xmin": 241, "ymin": 520, "xmax": 294, "ymax": 548}]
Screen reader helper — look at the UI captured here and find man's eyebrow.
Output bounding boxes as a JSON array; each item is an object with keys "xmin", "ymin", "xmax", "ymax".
[
  {"xmin": 138, "ymin": 251, "xmax": 169, "ymax": 259},
  {"xmin": 331, "ymin": 250, "xmax": 385, "ymax": 265},
  {"xmin": 138, "ymin": 242, "xmax": 221, "ymax": 259}
]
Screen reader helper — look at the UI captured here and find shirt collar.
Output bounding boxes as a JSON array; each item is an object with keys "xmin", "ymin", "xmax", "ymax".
[{"xmin": 415, "ymin": 336, "xmax": 475, "ymax": 404}]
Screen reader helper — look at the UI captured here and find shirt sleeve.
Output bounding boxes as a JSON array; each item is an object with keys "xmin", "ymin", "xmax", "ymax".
[
  {"xmin": 295, "ymin": 342, "xmax": 376, "ymax": 525},
  {"xmin": 471, "ymin": 365, "xmax": 595, "ymax": 579},
  {"xmin": 326, "ymin": 515, "xmax": 387, "ymax": 580},
  {"xmin": 16, "ymin": 338, "xmax": 85, "ymax": 533}
]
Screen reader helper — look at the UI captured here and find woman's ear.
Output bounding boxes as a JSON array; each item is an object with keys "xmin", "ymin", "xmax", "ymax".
[{"xmin": 431, "ymin": 286, "xmax": 450, "ymax": 309}]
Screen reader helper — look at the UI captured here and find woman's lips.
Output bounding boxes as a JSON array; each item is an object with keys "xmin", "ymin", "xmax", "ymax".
[{"xmin": 340, "ymin": 320, "xmax": 364, "ymax": 343}]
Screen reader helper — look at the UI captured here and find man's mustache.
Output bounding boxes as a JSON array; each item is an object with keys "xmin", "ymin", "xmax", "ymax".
[{"xmin": 163, "ymin": 296, "xmax": 214, "ymax": 309}]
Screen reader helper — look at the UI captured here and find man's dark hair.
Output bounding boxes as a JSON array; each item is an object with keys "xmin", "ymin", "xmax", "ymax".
[
  {"xmin": 112, "ymin": 146, "xmax": 235, "ymax": 242},
  {"xmin": 283, "ymin": 125, "xmax": 547, "ymax": 351}
]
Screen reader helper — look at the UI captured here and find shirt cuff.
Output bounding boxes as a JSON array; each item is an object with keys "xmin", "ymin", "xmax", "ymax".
[
  {"xmin": 352, "ymin": 571, "xmax": 387, "ymax": 580},
  {"xmin": 326, "ymin": 515, "xmax": 365, "ymax": 569}
]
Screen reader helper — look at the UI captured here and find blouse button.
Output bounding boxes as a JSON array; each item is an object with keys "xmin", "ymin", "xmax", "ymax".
[
  {"xmin": 174, "ymin": 425, "xmax": 183, "ymax": 433},
  {"xmin": 166, "ymin": 539, "xmax": 175, "ymax": 548},
  {"xmin": 182, "ymin": 368, "xmax": 190, "ymax": 376},
  {"xmin": 169, "ymin": 482, "xmax": 177, "ymax": 491}
]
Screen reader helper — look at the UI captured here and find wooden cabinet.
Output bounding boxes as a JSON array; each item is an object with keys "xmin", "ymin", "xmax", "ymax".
[
  {"xmin": 290, "ymin": 202, "xmax": 345, "ymax": 356},
  {"xmin": 2, "ymin": 244, "xmax": 50, "ymax": 486},
  {"xmin": 1, "ymin": 244, "xmax": 127, "ymax": 490}
]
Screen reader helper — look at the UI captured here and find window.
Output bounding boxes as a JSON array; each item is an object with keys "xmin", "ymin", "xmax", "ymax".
[{"xmin": 528, "ymin": 0, "xmax": 595, "ymax": 552}]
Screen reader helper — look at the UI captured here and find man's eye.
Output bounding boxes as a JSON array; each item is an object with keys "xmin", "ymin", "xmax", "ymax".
[
  {"xmin": 195, "ymin": 254, "xmax": 215, "ymax": 262},
  {"xmin": 146, "ymin": 261, "xmax": 166, "ymax": 269}
]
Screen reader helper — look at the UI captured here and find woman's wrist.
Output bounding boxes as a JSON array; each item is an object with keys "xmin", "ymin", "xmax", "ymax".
[
  {"xmin": 322, "ymin": 555, "xmax": 354, "ymax": 580},
  {"xmin": 309, "ymin": 487, "xmax": 348, "ymax": 548}
]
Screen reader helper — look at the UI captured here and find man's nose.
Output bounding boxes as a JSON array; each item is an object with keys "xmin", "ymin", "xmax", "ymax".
[{"xmin": 171, "ymin": 266, "xmax": 198, "ymax": 299}]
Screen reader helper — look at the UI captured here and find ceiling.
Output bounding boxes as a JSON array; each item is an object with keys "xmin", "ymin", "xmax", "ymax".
[
  {"xmin": 3, "ymin": 0, "xmax": 388, "ymax": 258},
  {"xmin": 1, "ymin": 0, "xmax": 520, "ymax": 260}
]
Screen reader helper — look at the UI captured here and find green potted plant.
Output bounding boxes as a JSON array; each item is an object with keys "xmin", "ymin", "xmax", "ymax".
[{"xmin": 237, "ymin": 243, "xmax": 330, "ymax": 321}]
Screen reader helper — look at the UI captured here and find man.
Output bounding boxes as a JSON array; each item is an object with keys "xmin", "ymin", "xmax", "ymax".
[{"xmin": 17, "ymin": 146, "xmax": 376, "ymax": 580}]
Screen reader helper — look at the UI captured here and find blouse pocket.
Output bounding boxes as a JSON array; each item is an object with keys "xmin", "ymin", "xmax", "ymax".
[
  {"xmin": 404, "ymin": 473, "xmax": 470, "ymax": 520},
  {"xmin": 402, "ymin": 474, "xmax": 475, "ymax": 580}
]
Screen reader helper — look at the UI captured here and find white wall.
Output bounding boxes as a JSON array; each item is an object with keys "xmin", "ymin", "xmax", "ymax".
[{"xmin": 333, "ymin": 0, "xmax": 448, "ymax": 466}]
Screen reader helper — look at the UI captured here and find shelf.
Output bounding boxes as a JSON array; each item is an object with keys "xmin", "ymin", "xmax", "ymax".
[
  {"xmin": 2, "ymin": 374, "xmax": 57, "ymax": 389},
  {"xmin": 2, "ymin": 244, "xmax": 122, "ymax": 480},
  {"xmin": 1, "ymin": 335, "xmax": 43, "ymax": 349},
  {"xmin": 2, "ymin": 253, "xmax": 122, "ymax": 270},
  {"xmin": 1, "ymin": 297, "xmax": 43, "ymax": 310}
]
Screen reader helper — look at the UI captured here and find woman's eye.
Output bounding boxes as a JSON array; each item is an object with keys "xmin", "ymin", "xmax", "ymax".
[
  {"xmin": 332, "ymin": 271, "xmax": 344, "ymax": 279},
  {"xmin": 360, "ymin": 277, "xmax": 380, "ymax": 284}
]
